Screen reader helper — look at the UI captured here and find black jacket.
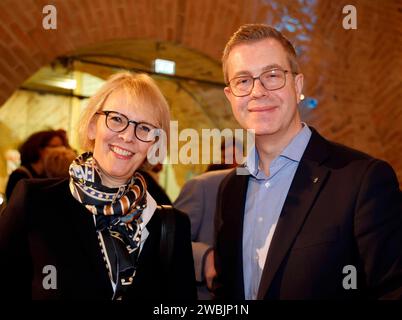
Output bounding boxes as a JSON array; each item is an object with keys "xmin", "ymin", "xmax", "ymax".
[
  {"xmin": 214, "ymin": 128, "xmax": 402, "ymax": 300},
  {"xmin": 5, "ymin": 164, "xmax": 40, "ymax": 200},
  {"xmin": 0, "ymin": 178, "xmax": 197, "ymax": 300}
]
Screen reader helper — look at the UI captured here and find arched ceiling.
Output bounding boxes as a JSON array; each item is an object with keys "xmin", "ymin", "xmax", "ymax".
[{"xmin": 0, "ymin": 0, "xmax": 401, "ymax": 184}]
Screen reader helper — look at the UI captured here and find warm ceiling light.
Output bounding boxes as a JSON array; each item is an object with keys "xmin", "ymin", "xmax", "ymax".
[
  {"xmin": 58, "ymin": 79, "xmax": 77, "ymax": 90},
  {"xmin": 44, "ymin": 78, "xmax": 77, "ymax": 90},
  {"xmin": 154, "ymin": 59, "xmax": 175, "ymax": 75}
]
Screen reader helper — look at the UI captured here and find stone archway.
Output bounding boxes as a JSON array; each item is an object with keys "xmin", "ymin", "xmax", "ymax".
[
  {"xmin": 0, "ymin": 0, "xmax": 322, "ymax": 105},
  {"xmin": 0, "ymin": 37, "xmax": 237, "ymax": 194},
  {"xmin": 0, "ymin": 0, "xmax": 245, "ymax": 104},
  {"xmin": 0, "ymin": 0, "xmax": 401, "ymax": 185}
]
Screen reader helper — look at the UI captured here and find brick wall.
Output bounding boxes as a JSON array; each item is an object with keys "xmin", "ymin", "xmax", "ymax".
[{"xmin": 0, "ymin": 0, "xmax": 401, "ymax": 185}]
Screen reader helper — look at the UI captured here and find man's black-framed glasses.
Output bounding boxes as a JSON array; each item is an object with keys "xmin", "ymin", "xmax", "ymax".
[
  {"xmin": 96, "ymin": 110, "xmax": 159, "ymax": 142},
  {"xmin": 228, "ymin": 68, "xmax": 297, "ymax": 97}
]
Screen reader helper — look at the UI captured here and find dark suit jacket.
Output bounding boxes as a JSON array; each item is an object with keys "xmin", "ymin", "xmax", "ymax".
[
  {"xmin": 0, "ymin": 178, "xmax": 197, "ymax": 300},
  {"xmin": 214, "ymin": 128, "xmax": 402, "ymax": 299}
]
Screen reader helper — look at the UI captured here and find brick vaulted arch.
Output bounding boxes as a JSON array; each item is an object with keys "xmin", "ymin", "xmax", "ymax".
[
  {"xmin": 0, "ymin": 0, "xmax": 238, "ymax": 104},
  {"xmin": 0, "ymin": 0, "xmax": 401, "ymax": 185}
]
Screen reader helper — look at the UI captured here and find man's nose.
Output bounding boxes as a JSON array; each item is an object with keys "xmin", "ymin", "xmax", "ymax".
[{"xmin": 250, "ymin": 78, "xmax": 267, "ymax": 98}]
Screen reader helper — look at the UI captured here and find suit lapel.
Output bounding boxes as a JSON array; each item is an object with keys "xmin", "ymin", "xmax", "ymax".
[
  {"xmin": 219, "ymin": 169, "xmax": 250, "ymax": 299},
  {"xmin": 256, "ymin": 129, "xmax": 331, "ymax": 299}
]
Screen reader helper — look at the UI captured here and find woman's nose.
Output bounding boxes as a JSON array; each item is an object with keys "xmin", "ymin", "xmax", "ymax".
[{"xmin": 118, "ymin": 124, "xmax": 135, "ymax": 142}]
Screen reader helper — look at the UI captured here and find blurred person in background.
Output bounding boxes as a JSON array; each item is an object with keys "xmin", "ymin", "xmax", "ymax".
[
  {"xmin": 174, "ymin": 138, "xmax": 243, "ymax": 299},
  {"xmin": 5, "ymin": 129, "xmax": 68, "ymax": 200},
  {"xmin": 43, "ymin": 146, "xmax": 77, "ymax": 178},
  {"xmin": 138, "ymin": 163, "xmax": 172, "ymax": 205}
]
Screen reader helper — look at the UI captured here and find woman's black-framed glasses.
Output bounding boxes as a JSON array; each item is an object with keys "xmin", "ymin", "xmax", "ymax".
[
  {"xmin": 96, "ymin": 111, "xmax": 159, "ymax": 142},
  {"xmin": 228, "ymin": 68, "xmax": 298, "ymax": 97}
]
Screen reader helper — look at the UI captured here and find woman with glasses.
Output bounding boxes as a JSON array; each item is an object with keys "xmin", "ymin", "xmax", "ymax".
[{"xmin": 0, "ymin": 72, "xmax": 197, "ymax": 300}]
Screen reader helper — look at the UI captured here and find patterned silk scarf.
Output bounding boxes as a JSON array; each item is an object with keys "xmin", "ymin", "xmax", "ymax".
[{"xmin": 69, "ymin": 152, "xmax": 147, "ymax": 299}]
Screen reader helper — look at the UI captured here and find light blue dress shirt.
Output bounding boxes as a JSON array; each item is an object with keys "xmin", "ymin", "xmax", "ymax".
[{"xmin": 242, "ymin": 124, "xmax": 312, "ymax": 299}]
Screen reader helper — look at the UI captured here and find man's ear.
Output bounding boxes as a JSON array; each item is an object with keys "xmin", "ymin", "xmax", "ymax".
[
  {"xmin": 224, "ymin": 86, "xmax": 232, "ymax": 101},
  {"xmin": 87, "ymin": 118, "xmax": 97, "ymax": 141},
  {"xmin": 294, "ymin": 73, "xmax": 304, "ymax": 104}
]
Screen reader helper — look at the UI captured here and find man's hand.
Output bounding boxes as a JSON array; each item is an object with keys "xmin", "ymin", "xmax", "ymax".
[{"xmin": 203, "ymin": 249, "xmax": 217, "ymax": 290}]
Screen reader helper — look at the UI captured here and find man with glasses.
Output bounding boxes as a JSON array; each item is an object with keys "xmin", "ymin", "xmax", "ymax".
[{"xmin": 213, "ymin": 24, "xmax": 402, "ymax": 299}]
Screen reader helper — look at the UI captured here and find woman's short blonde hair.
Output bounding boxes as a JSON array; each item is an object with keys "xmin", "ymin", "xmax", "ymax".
[{"xmin": 78, "ymin": 72, "xmax": 171, "ymax": 154}]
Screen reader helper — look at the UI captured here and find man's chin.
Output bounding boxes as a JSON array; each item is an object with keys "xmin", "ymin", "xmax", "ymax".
[{"xmin": 252, "ymin": 126, "xmax": 279, "ymax": 136}]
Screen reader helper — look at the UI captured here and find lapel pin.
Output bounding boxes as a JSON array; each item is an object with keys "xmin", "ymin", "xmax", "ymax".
[{"xmin": 313, "ymin": 177, "xmax": 319, "ymax": 183}]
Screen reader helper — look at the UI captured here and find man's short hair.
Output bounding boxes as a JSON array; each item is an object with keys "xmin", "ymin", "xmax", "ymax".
[{"xmin": 222, "ymin": 24, "xmax": 300, "ymax": 83}]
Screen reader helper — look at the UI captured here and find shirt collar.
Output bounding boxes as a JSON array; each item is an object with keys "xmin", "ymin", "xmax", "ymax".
[
  {"xmin": 281, "ymin": 123, "xmax": 312, "ymax": 162},
  {"xmin": 245, "ymin": 123, "xmax": 312, "ymax": 177}
]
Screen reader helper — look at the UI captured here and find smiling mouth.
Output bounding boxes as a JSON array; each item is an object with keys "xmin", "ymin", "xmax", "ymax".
[
  {"xmin": 249, "ymin": 106, "xmax": 278, "ymax": 112},
  {"xmin": 110, "ymin": 145, "xmax": 134, "ymax": 157}
]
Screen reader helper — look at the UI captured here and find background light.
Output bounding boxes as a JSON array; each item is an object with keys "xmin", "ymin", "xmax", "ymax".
[{"xmin": 154, "ymin": 58, "xmax": 175, "ymax": 75}]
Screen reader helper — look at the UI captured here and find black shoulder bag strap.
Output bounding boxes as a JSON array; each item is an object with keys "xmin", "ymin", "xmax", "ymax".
[{"xmin": 158, "ymin": 205, "xmax": 176, "ymax": 280}]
